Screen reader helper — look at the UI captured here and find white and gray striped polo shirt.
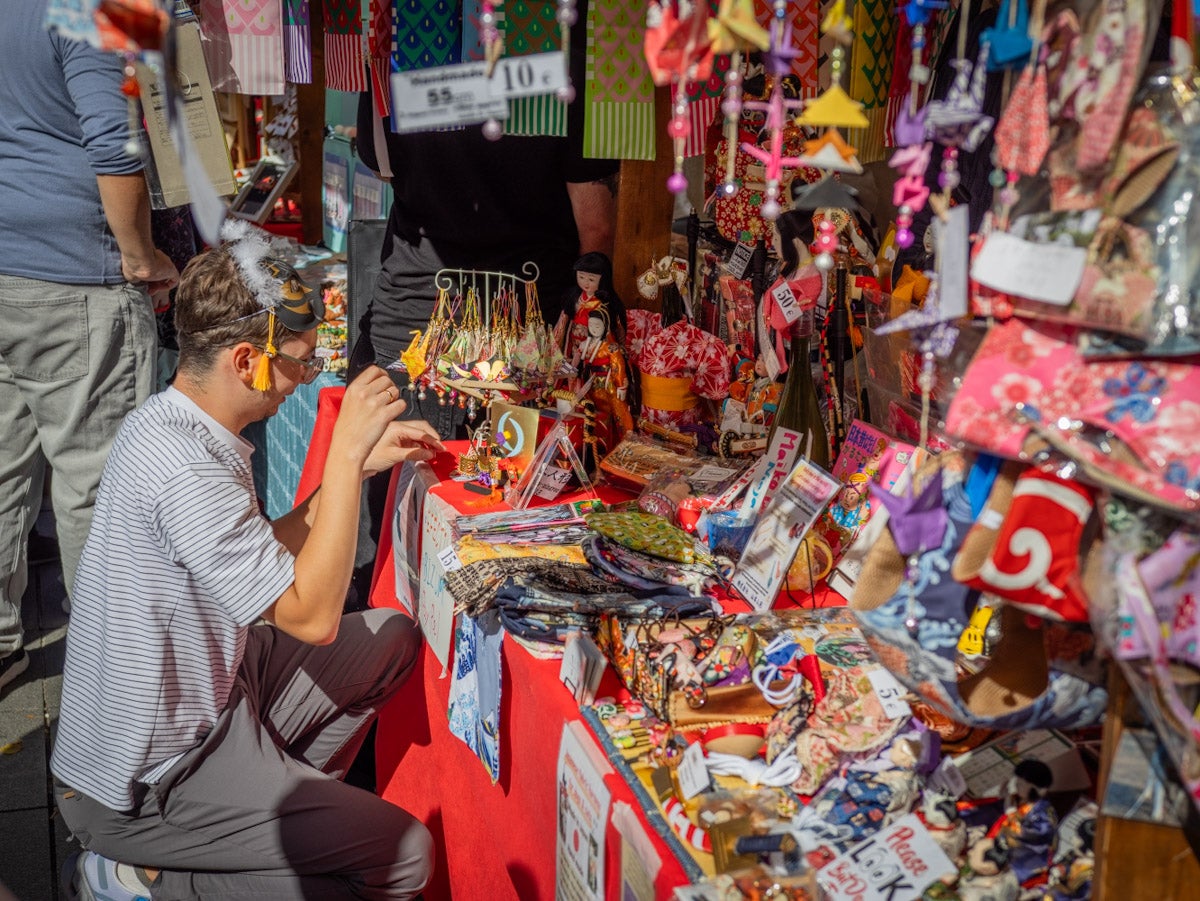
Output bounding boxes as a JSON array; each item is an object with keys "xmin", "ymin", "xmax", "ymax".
[{"xmin": 51, "ymin": 388, "xmax": 296, "ymax": 812}]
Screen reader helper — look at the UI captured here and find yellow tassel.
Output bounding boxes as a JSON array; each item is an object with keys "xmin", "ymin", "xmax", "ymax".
[{"xmin": 252, "ymin": 311, "xmax": 276, "ymax": 392}]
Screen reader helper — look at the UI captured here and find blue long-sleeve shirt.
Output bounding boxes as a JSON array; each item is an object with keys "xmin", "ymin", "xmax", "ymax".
[{"xmin": 0, "ymin": 0, "xmax": 145, "ymax": 285}]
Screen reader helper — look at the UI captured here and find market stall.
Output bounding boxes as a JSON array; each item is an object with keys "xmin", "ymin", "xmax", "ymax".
[{"xmin": 95, "ymin": 0, "xmax": 1200, "ymax": 897}]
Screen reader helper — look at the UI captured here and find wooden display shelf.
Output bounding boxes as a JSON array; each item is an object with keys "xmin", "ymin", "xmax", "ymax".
[{"xmin": 1094, "ymin": 667, "xmax": 1200, "ymax": 899}]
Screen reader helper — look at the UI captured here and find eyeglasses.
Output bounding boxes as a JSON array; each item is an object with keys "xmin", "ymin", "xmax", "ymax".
[{"xmin": 261, "ymin": 347, "xmax": 323, "ymax": 383}]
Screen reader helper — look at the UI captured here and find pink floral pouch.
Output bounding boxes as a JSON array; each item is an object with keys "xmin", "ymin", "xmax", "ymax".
[{"xmin": 946, "ymin": 319, "xmax": 1200, "ymax": 515}]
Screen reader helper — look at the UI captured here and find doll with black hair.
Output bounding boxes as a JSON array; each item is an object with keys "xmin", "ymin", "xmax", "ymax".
[
  {"xmin": 556, "ymin": 251, "xmax": 627, "ymax": 368},
  {"xmin": 570, "ymin": 305, "xmax": 632, "ymax": 465}
]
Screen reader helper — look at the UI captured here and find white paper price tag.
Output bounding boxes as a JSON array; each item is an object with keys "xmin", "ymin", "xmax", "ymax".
[
  {"xmin": 559, "ymin": 634, "xmax": 585, "ymax": 697},
  {"xmin": 971, "ymin": 231, "xmax": 1086, "ymax": 306},
  {"xmin": 867, "ymin": 668, "xmax": 912, "ymax": 720},
  {"xmin": 490, "ymin": 52, "xmax": 566, "ymax": 100},
  {"xmin": 437, "ymin": 545, "xmax": 463, "ymax": 572},
  {"xmin": 391, "ymin": 61, "xmax": 509, "ymax": 133},
  {"xmin": 724, "ymin": 242, "xmax": 755, "ymax": 278},
  {"xmin": 770, "ymin": 280, "xmax": 803, "ymax": 325},
  {"xmin": 676, "ymin": 740, "xmax": 711, "ymax": 801}
]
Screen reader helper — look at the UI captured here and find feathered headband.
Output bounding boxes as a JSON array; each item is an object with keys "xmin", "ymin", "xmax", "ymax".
[{"xmin": 219, "ymin": 219, "xmax": 324, "ymax": 390}]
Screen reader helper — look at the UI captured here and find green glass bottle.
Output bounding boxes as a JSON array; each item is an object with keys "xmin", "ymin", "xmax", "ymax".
[{"xmin": 768, "ymin": 326, "xmax": 831, "ymax": 470}]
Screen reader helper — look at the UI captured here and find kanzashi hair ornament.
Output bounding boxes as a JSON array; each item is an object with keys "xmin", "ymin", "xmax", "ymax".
[
  {"xmin": 708, "ymin": 0, "xmax": 769, "ymax": 198},
  {"xmin": 481, "ymin": 0, "xmax": 505, "ymax": 141}
]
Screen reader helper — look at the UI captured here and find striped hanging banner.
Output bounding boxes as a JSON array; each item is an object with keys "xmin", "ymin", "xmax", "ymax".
[
  {"xmin": 195, "ymin": 0, "xmax": 285, "ymax": 95},
  {"xmin": 584, "ymin": 0, "xmax": 656, "ymax": 160},
  {"xmin": 283, "ymin": 0, "xmax": 311, "ymax": 84},
  {"xmin": 368, "ymin": 0, "xmax": 393, "ymax": 115},
  {"xmin": 498, "ymin": 0, "xmax": 567, "ymax": 136},
  {"xmin": 325, "ymin": 0, "xmax": 366, "ymax": 91}
]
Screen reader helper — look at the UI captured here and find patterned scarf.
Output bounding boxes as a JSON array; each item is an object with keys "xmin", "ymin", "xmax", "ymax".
[
  {"xmin": 195, "ymin": 0, "xmax": 285, "ymax": 95},
  {"xmin": 283, "ymin": 0, "xmax": 311, "ymax": 84},
  {"xmin": 324, "ymin": 0, "xmax": 366, "ymax": 91},
  {"xmin": 584, "ymin": 0, "xmax": 656, "ymax": 160}
]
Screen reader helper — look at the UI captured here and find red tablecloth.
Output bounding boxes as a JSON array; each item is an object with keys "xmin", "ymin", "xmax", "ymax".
[{"xmin": 296, "ymin": 389, "xmax": 843, "ymax": 898}]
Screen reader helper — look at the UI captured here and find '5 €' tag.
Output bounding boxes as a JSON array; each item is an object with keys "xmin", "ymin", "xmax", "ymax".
[{"xmin": 867, "ymin": 667, "xmax": 912, "ymax": 720}]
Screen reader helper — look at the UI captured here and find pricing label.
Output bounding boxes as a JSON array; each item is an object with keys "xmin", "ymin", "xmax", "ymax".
[
  {"xmin": 867, "ymin": 667, "xmax": 912, "ymax": 720},
  {"xmin": 491, "ymin": 52, "xmax": 566, "ymax": 100},
  {"xmin": 437, "ymin": 545, "xmax": 463, "ymax": 572},
  {"xmin": 677, "ymin": 740, "xmax": 711, "ymax": 801},
  {"xmin": 770, "ymin": 279, "xmax": 803, "ymax": 325},
  {"xmin": 391, "ymin": 61, "xmax": 509, "ymax": 133},
  {"xmin": 724, "ymin": 242, "xmax": 756, "ymax": 278},
  {"xmin": 927, "ymin": 757, "xmax": 968, "ymax": 799},
  {"xmin": 559, "ymin": 633, "xmax": 585, "ymax": 698}
]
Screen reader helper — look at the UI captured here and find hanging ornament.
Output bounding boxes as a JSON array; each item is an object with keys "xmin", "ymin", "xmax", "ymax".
[
  {"xmin": 708, "ymin": 0, "xmax": 769, "ymax": 198},
  {"xmin": 737, "ymin": 1, "xmax": 805, "ymax": 219},
  {"xmin": 556, "ymin": 0, "xmax": 577, "ymax": 102},
  {"xmin": 796, "ymin": 0, "xmax": 868, "ymax": 130},
  {"xmin": 645, "ymin": 0, "xmax": 714, "ymax": 196},
  {"xmin": 481, "ymin": 1, "xmax": 505, "ymax": 140}
]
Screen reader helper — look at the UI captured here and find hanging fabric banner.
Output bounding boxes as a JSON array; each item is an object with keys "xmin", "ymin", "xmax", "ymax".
[
  {"xmin": 368, "ymin": 0, "xmax": 393, "ymax": 115},
  {"xmin": 848, "ymin": 0, "xmax": 898, "ymax": 162},
  {"xmin": 195, "ymin": 0, "xmax": 285, "ymax": 95},
  {"xmin": 392, "ymin": 0, "xmax": 462, "ymax": 72},
  {"xmin": 325, "ymin": 0, "xmax": 366, "ymax": 91},
  {"xmin": 283, "ymin": 0, "xmax": 311, "ymax": 84},
  {"xmin": 499, "ymin": 0, "xmax": 567, "ymax": 137},
  {"xmin": 752, "ymin": 0, "xmax": 820, "ymax": 94},
  {"xmin": 584, "ymin": 0, "xmax": 656, "ymax": 160}
]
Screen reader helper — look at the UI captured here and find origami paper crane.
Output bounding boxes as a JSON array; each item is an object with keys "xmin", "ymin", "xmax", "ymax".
[
  {"xmin": 923, "ymin": 45, "xmax": 995, "ymax": 152},
  {"xmin": 645, "ymin": 0, "xmax": 714, "ymax": 86},
  {"xmin": 870, "ymin": 469, "xmax": 948, "ymax": 556},
  {"xmin": 707, "ymin": 0, "xmax": 769, "ymax": 54}
]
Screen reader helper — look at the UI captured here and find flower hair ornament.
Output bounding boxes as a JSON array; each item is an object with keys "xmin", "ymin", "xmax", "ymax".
[{"xmin": 220, "ymin": 219, "xmax": 325, "ymax": 391}]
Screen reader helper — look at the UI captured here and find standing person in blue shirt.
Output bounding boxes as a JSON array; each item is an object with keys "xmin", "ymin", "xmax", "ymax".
[
  {"xmin": 52, "ymin": 224, "xmax": 444, "ymax": 900},
  {"xmin": 0, "ymin": 0, "xmax": 179, "ymax": 692}
]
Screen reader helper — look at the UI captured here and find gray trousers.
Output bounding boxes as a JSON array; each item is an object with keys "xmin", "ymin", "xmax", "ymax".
[
  {"xmin": 55, "ymin": 609, "xmax": 433, "ymax": 900},
  {"xmin": 0, "ymin": 275, "xmax": 156, "ymax": 653}
]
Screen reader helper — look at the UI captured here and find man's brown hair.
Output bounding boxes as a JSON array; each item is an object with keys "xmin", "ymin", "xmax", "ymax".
[{"xmin": 174, "ymin": 249, "xmax": 304, "ymax": 373}]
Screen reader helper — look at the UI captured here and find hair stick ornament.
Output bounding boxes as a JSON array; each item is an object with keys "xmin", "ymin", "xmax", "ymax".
[
  {"xmin": 481, "ymin": 1, "xmax": 506, "ymax": 141},
  {"xmin": 708, "ymin": 0, "xmax": 770, "ymax": 199},
  {"xmin": 737, "ymin": 1, "xmax": 806, "ymax": 220},
  {"xmin": 555, "ymin": 0, "xmax": 577, "ymax": 102},
  {"xmin": 645, "ymin": 1, "xmax": 714, "ymax": 196}
]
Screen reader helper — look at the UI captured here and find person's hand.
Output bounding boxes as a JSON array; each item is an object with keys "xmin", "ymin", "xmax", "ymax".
[
  {"xmin": 329, "ymin": 366, "xmax": 408, "ymax": 469},
  {"xmin": 123, "ymin": 249, "xmax": 179, "ymax": 312},
  {"xmin": 363, "ymin": 419, "xmax": 445, "ymax": 476}
]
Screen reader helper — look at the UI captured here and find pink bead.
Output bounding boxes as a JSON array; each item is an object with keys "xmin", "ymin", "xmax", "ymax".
[
  {"xmin": 896, "ymin": 227, "xmax": 914, "ymax": 248},
  {"xmin": 667, "ymin": 172, "xmax": 688, "ymax": 194},
  {"xmin": 667, "ymin": 117, "xmax": 690, "ymax": 139}
]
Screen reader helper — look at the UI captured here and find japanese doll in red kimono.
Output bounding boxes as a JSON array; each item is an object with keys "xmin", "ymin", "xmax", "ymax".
[
  {"xmin": 572, "ymin": 308, "xmax": 633, "ymax": 457},
  {"xmin": 626, "ymin": 269, "xmax": 730, "ymax": 428},
  {"xmin": 556, "ymin": 252, "xmax": 627, "ymax": 366}
]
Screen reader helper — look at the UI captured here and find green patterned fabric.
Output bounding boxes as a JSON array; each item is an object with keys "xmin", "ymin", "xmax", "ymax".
[
  {"xmin": 585, "ymin": 512, "xmax": 698, "ymax": 564},
  {"xmin": 503, "ymin": 0, "xmax": 567, "ymax": 136},
  {"xmin": 848, "ymin": 0, "xmax": 897, "ymax": 163},
  {"xmin": 393, "ymin": 0, "xmax": 461, "ymax": 72},
  {"xmin": 583, "ymin": 0, "xmax": 655, "ymax": 160}
]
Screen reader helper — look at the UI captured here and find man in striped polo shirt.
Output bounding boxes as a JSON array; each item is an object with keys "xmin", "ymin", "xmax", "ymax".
[{"xmin": 51, "ymin": 228, "xmax": 443, "ymax": 901}]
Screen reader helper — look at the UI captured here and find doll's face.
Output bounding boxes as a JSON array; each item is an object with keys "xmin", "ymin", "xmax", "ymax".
[
  {"xmin": 587, "ymin": 314, "xmax": 606, "ymax": 338},
  {"xmin": 577, "ymin": 271, "xmax": 601, "ymax": 295}
]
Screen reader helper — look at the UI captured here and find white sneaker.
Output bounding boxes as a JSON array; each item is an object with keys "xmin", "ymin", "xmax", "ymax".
[{"xmin": 60, "ymin": 851, "xmax": 151, "ymax": 901}]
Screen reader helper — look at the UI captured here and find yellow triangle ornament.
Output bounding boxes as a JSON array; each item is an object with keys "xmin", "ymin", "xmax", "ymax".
[
  {"xmin": 797, "ymin": 84, "xmax": 869, "ymax": 129},
  {"xmin": 707, "ymin": 0, "xmax": 769, "ymax": 54}
]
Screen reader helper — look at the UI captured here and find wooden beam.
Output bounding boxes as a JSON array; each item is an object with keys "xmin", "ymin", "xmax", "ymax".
[
  {"xmin": 296, "ymin": 0, "xmax": 326, "ymax": 245},
  {"xmin": 613, "ymin": 85, "xmax": 674, "ymax": 312}
]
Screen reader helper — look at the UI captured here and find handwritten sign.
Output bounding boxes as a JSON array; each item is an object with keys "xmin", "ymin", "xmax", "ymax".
[{"xmin": 819, "ymin": 814, "xmax": 956, "ymax": 901}]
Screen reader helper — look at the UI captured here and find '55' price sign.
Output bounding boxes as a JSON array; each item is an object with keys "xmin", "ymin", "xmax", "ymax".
[{"xmin": 391, "ymin": 52, "xmax": 565, "ymax": 134}]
